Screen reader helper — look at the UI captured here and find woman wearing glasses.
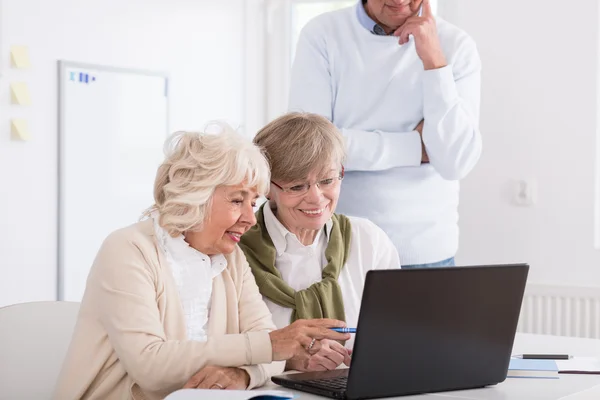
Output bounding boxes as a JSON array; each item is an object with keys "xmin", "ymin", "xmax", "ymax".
[
  {"xmin": 53, "ymin": 124, "xmax": 350, "ymax": 400},
  {"xmin": 239, "ymin": 112, "xmax": 400, "ymax": 373}
]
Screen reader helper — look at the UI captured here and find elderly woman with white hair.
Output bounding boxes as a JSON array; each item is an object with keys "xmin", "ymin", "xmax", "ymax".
[
  {"xmin": 53, "ymin": 124, "xmax": 350, "ymax": 400},
  {"xmin": 240, "ymin": 112, "xmax": 401, "ymax": 373}
]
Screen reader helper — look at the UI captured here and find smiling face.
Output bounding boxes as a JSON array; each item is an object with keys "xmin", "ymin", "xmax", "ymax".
[
  {"xmin": 185, "ymin": 184, "xmax": 259, "ymax": 255},
  {"xmin": 365, "ymin": 0, "xmax": 423, "ymax": 32},
  {"xmin": 252, "ymin": 112, "xmax": 347, "ymax": 242},
  {"xmin": 269, "ymin": 163, "xmax": 342, "ymax": 235}
]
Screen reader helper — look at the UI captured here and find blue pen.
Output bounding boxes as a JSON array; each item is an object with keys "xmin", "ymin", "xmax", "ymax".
[{"xmin": 330, "ymin": 328, "xmax": 356, "ymax": 333}]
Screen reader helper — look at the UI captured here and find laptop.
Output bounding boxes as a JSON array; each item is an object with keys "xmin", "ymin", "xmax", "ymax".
[{"xmin": 271, "ymin": 263, "xmax": 529, "ymax": 399}]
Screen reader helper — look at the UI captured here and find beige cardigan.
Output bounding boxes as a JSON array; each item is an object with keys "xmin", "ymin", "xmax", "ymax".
[{"xmin": 53, "ymin": 219, "xmax": 285, "ymax": 400}]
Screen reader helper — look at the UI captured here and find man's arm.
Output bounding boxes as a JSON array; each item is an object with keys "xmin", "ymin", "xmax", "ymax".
[
  {"xmin": 341, "ymin": 48, "xmax": 481, "ymax": 177},
  {"xmin": 420, "ymin": 44, "xmax": 482, "ymax": 180},
  {"xmin": 395, "ymin": 0, "xmax": 482, "ymax": 180},
  {"xmin": 288, "ymin": 19, "xmax": 425, "ymax": 171}
]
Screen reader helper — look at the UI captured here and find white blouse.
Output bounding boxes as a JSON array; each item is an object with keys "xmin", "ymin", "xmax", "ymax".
[
  {"xmin": 152, "ymin": 213, "xmax": 227, "ymax": 342},
  {"xmin": 261, "ymin": 205, "xmax": 400, "ymax": 348}
]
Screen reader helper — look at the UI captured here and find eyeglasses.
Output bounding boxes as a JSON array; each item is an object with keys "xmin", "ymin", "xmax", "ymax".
[{"xmin": 271, "ymin": 168, "xmax": 345, "ymax": 197}]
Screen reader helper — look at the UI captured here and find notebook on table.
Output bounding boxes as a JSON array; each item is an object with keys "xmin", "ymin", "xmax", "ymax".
[
  {"xmin": 507, "ymin": 358, "xmax": 559, "ymax": 379},
  {"xmin": 507, "ymin": 357, "xmax": 600, "ymax": 377},
  {"xmin": 165, "ymin": 389, "xmax": 294, "ymax": 400}
]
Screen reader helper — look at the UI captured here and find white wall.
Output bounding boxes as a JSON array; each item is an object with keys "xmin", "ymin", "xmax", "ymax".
[
  {"xmin": 0, "ymin": 0, "xmax": 246, "ymax": 306},
  {"xmin": 3, "ymin": 0, "xmax": 599, "ymax": 307},
  {"xmin": 442, "ymin": 1, "xmax": 600, "ymax": 287}
]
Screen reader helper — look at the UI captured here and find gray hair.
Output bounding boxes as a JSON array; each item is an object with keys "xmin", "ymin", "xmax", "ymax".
[
  {"xmin": 253, "ymin": 112, "xmax": 346, "ymax": 182},
  {"xmin": 146, "ymin": 122, "xmax": 270, "ymax": 236}
]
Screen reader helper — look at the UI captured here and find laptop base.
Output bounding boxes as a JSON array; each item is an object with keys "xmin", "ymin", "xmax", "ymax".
[{"xmin": 271, "ymin": 369, "xmax": 348, "ymax": 399}]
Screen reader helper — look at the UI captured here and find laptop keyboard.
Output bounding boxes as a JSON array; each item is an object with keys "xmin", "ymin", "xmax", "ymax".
[{"xmin": 304, "ymin": 376, "xmax": 348, "ymax": 392}]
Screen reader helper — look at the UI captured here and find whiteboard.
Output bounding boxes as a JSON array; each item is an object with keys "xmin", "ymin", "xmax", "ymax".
[{"xmin": 58, "ymin": 61, "xmax": 169, "ymax": 301}]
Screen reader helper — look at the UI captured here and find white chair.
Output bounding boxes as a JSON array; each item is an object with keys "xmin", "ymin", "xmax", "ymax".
[{"xmin": 0, "ymin": 301, "xmax": 80, "ymax": 400}]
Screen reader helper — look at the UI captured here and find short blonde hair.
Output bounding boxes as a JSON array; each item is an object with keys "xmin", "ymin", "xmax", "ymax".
[
  {"xmin": 254, "ymin": 112, "xmax": 346, "ymax": 182},
  {"xmin": 147, "ymin": 123, "xmax": 270, "ymax": 236}
]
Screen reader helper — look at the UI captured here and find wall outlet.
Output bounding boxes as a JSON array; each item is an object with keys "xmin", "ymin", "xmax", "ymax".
[{"xmin": 514, "ymin": 179, "xmax": 536, "ymax": 206}]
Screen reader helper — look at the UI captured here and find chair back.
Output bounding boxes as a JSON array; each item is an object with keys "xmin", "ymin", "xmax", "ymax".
[{"xmin": 0, "ymin": 301, "xmax": 80, "ymax": 400}]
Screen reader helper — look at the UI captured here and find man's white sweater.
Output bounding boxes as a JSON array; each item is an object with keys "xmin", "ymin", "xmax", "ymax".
[{"xmin": 289, "ymin": 3, "xmax": 482, "ymax": 265}]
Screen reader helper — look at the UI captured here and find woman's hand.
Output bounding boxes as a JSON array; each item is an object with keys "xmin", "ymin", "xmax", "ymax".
[
  {"xmin": 286, "ymin": 339, "xmax": 352, "ymax": 371},
  {"xmin": 183, "ymin": 366, "xmax": 250, "ymax": 390},
  {"xmin": 269, "ymin": 318, "xmax": 351, "ymax": 361}
]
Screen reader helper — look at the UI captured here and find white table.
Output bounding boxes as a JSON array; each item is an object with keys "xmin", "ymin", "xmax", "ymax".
[
  {"xmin": 168, "ymin": 333, "xmax": 600, "ymax": 400},
  {"xmin": 258, "ymin": 333, "xmax": 600, "ymax": 399}
]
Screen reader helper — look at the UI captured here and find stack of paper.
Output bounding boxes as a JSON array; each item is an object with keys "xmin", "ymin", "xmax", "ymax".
[{"xmin": 557, "ymin": 357, "xmax": 600, "ymax": 375}]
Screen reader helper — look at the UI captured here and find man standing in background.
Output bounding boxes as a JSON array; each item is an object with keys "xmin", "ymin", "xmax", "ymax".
[{"xmin": 288, "ymin": 0, "xmax": 482, "ymax": 268}]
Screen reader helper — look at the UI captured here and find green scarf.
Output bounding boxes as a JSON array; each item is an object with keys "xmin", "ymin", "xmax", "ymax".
[{"xmin": 239, "ymin": 204, "xmax": 352, "ymax": 323}]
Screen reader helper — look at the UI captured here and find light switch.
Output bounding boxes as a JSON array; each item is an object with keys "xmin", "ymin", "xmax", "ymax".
[
  {"xmin": 10, "ymin": 45, "xmax": 31, "ymax": 69},
  {"xmin": 11, "ymin": 119, "xmax": 31, "ymax": 141},
  {"xmin": 10, "ymin": 82, "xmax": 32, "ymax": 105},
  {"xmin": 514, "ymin": 179, "xmax": 536, "ymax": 206}
]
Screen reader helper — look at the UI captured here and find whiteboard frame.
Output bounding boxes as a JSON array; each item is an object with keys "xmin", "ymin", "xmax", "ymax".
[{"xmin": 57, "ymin": 61, "xmax": 170, "ymax": 300}]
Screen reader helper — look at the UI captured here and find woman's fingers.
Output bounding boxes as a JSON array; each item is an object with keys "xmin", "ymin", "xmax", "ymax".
[
  {"xmin": 321, "ymin": 349, "xmax": 344, "ymax": 367},
  {"xmin": 310, "ymin": 326, "xmax": 351, "ymax": 342},
  {"xmin": 296, "ymin": 319, "xmax": 351, "ymax": 343},
  {"xmin": 344, "ymin": 350, "xmax": 352, "ymax": 366},
  {"xmin": 269, "ymin": 319, "xmax": 351, "ymax": 362},
  {"xmin": 183, "ymin": 368, "xmax": 209, "ymax": 388},
  {"xmin": 325, "ymin": 341, "xmax": 349, "ymax": 366},
  {"xmin": 304, "ymin": 340, "xmax": 349, "ymax": 371},
  {"xmin": 220, "ymin": 372, "xmax": 246, "ymax": 390},
  {"xmin": 295, "ymin": 318, "xmax": 349, "ymax": 340},
  {"xmin": 311, "ymin": 354, "xmax": 339, "ymax": 370},
  {"xmin": 306, "ymin": 358, "xmax": 329, "ymax": 371},
  {"xmin": 197, "ymin": 370, "xmax": 226, "ymax": 390},
  {"xmin": 196, "ymin": 367, "xmax": 248, "ymax": 390},
  {"xmin": 327, "ymin": 339, "xmax": 348, "ymax": 352},
  {"xmin": 299, "ymin": 335, "xmax": 323, "ymax": 355},
  {"xmin": 305, "ymin": 318, "xmax": 346, "ymax": 329}
]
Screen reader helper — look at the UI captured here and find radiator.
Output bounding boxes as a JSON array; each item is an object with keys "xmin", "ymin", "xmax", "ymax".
[{"xmin": 517, "ymin": 285, "xmax": 600, "ymax": 339}]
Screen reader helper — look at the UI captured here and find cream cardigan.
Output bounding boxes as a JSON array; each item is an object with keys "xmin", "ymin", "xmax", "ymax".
[{"xmin": 53, "ymin": 219, "xmax": 284, "ymax": 400}]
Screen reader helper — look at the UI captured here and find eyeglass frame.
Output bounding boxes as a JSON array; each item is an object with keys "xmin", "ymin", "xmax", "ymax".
[{"xmin": 270, "ymin": 166, "xmax": 345, "ymax": 196}]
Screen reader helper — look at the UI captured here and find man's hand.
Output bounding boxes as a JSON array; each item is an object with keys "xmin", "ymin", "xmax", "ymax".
[
  {"xmin": 286, "ymin": 339, "xmax": 352, "ymax": 372},
  {"xmin": 183, "ymin": 366, "xmax": 250, "ymax": 390},
  {"xmin": 393, "ymin": 0, "xmax": 447, "ymax": 70},
  {"xmin": 415, "ymin": 120, "xmax": 429, "ymax": 163}
]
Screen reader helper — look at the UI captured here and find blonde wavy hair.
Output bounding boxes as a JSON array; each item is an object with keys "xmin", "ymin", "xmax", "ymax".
[{"xmin": 145, "ymin": 122, "xmax": 270, "ymax": 236}]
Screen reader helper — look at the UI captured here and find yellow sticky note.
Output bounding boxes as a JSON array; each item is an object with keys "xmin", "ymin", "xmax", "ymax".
[
  {"xmin": 10, "ymin": 45, "xmax": 31, "ymax": 69},
  {"xmin": 10, "ymin": 82, "xmax": 32, "ymax": 105},
  {"xmin": 11, "ymin": 119, "xmax": 31, "ymax": 141}
]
